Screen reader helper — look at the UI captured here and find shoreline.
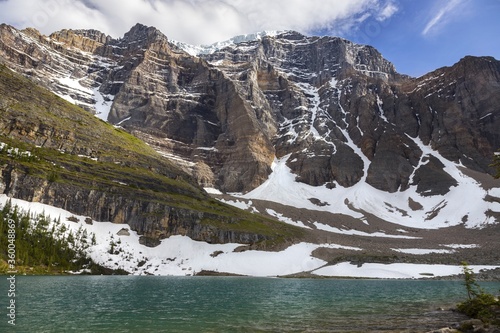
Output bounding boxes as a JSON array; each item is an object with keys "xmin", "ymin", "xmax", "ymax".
[{"xmin": 2, "ymin": 268, "xmax": 500, "ymax": 281}]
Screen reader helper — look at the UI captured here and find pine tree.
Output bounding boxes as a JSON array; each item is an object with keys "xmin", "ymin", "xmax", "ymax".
[{"xmin": 0, "ymin": 203, "xmax": 96, "ymax": 274}]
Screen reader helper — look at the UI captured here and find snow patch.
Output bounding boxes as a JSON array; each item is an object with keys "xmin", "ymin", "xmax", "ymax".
[
  {"xmin": 57, "ymin": 76, "xmax": 93, "ymax": 95},
  {"xmin": 313, "ymin": 262, "xmax": 500, "ymax": 279},
  {"xmin": 442, "ymin": 244, "xmax": 480, "ymax": 249},
  {"xmin": 315, "ymin": 222, "xmax": 421, "ymax": 239},
  {"xmin": 391, "ymin": 248, "xmax": 453, "ymax": 255},
  {"xmin": 55, "ymin": 93, "xmax": 77, "ymax": 104},
  {"xmin": 204, "ymin": 187, "xmax": 223, "ymax": 195},
  {"xmin": 218, "ymin": 199, "xmax": 254, "ymax": 211},
  {"xmin": 93, "ymin": 86, "xmax": 115, "ymax": 121},
  {"xmin": 266, "ymin": 209, "xmax": 311, "ymax": 229}
]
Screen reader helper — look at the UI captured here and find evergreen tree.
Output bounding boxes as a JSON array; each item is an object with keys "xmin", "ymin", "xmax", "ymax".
[
  {"xmin": 457, "ymin": 262, "xmax": 500, "ymax": 325},
  {"xmin": 0, "ymin": 203, "xmax": 95, "ymax": 274}
]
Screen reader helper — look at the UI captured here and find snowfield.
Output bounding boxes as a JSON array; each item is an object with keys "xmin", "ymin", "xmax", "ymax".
[
  {"xmin": 312, "ymin": 262, "xmax": 498, "ymax": 279},
  {"xmin": 1, "ymin": 194, "xmax": 498, "ymax": 278},
  {"xmin": 238, "ymin": 148, "xmax": 500, "ymax": 230}
]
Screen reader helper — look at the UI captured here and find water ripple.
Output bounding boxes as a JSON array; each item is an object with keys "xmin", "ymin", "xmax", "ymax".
[{"xmin": 2, "ymin": 276, "xmax": 496, "ymax": 332}]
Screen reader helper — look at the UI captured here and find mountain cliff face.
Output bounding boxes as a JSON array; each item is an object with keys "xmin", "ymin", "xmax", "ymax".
[
  {"xmin": 0, "ymin": 23, "xmax": 499, "ymax": 232},
  {"xmin": 0, "ymin": 63, "xmax": 303, "ymax": 249}
]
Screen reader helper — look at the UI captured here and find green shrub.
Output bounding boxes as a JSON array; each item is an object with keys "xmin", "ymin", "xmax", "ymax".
[
  {"xmin": 457, "ymin": 262, "xmax": 500, "ymax": 325},
  {"xmin": 47, "ymin": 171, "xmax": 60, "ymax": 182}
]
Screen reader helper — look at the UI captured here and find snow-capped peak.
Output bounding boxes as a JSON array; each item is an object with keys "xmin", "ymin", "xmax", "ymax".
[{"xmin": 171, "ymin": 31, "xmax": 286, "ymax": 56}]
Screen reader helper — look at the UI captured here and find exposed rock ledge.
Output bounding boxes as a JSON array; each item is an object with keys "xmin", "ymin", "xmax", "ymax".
[{"xmin": 0, "ymin": 166, "xmax": 268, "ymax": 246}]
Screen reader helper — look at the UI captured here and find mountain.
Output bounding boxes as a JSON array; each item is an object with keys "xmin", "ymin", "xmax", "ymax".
[
  {"xmin": 0, "ymin": 23, "xmax": 499, "ymax": 275},
  {"xmin": 0, "ymin": 62, "xmax": 303, "ymax": 250},
  {"xmin": 170, "ymin": 31, "xmax": 284, "ymax": 56}
]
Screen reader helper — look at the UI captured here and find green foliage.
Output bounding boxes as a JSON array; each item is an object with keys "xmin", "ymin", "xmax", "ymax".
[
  {"xmin": 457, "ymin": 262, "xmax": 500, "ymax": 325},
  {"xmin": 493, "ymin": 152, "xmax": 500, "ymax": 179},
  {"xmin": 47, "ymin": 171, "xmax": 60, "ymax": 183},
  {"xmin": 0, "ymin": 201, "xmax": 96, "ymax": 274},
  {"xmin": 0, "ymin": 142, "xmax": 40, "ymax": 163},
  {"xmin": 108, "ymin": 235, "xmax": 117, "ymax": 255},
  {"xmin": 462, "ymin": 261, "xmax": 482, "ymax": 300}
]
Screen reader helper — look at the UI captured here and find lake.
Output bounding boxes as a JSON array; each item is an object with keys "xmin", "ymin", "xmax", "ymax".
[{"xmin": 1, "ymin": 276, "xmax": 499, "ymax": 332}]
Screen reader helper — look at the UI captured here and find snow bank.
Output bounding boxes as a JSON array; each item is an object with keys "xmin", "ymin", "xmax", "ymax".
[
  {"xmin": 93, "ymin": 86, "xmax": 114, "ymax": 121},
  {"xmin": 218, "ymin": 199, "xmax": 253, "ymax": 211},
  {"xmin": 57, "ymin": 76, "xmax": 93, "ymax": 94},
  {"xmin": 204, "ymin": 187, "xmax": 223, "ymax": 195},
  {"xmin": 1, "ymin": 194, "xmax": 497, "ymax": 278},
  {"xmin": 239, "ymin": 147, "xmax": 500, "ymax": 230},
  {"xmin": 312, "ymin": 262, "xmax": 500, "ymax": 279},
  {"xmin": 0, "ymin": 195, "xmax": 329, "ymax": 277},
  {"xmin": 391, "ymin": 248, "xmax": 453, "ymax": 255}
]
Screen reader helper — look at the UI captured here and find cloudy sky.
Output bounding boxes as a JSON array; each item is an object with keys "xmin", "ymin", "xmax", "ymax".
[{"xmin": 1, "ymin": 0, "xmax": 499, "ymax": 76}]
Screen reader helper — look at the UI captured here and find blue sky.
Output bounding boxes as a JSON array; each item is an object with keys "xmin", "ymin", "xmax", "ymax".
[
  {"xmin": 0, "ymin": 0, "xmax": 498, "ymax": 77},
  {"xmin": 334, "ymin": 0, "xmax": 500, "ymax": 76}
]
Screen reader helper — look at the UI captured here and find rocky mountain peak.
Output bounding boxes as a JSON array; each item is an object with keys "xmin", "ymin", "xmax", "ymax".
[
  {"xmin": 49, "ymin": 28, "xmax": 112, "ymax": 53},
  {"xmin": 51, "ymin": 28, "xmax": 111, "ymax": 44},
  {"xmin": 452, "ymin": 56, "xmax": 500, "ymax": 83},
  {"xmin": 170, "ymin": 30, "xmax": 285, "ymax": 56},
  {"xmin": 203, "ymin": 31, "xmax": 400, "ymax": 83},
  {"xmin": 0, "ymin": 23, "xmax": 15, "ymax": 33},
  {"xmin": 275, "ymin": 30, "xmax": 308, "ymax": 41},
  {"xmin": 416, "ymin": 56, "xmax": 500, "ymax": 82},
  {"xmin": 20, "ymin": 27, "xmax": 43, "ymax": 39},
  {"xmin": 121, "ymin": 23, "xmax": 168, "ymax": 45}
]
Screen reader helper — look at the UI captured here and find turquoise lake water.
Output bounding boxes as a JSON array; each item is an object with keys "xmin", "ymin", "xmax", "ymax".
[{"xmin": 1, "ymin": 276, "xmax": 499, "ymax": 332}]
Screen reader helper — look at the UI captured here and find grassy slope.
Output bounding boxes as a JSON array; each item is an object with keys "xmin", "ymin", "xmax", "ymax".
[{"xmin": 0, "ymin": 64, "xmax": 304, "ymax": 248}]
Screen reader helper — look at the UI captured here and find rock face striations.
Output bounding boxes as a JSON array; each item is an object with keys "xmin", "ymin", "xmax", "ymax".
[
  {"xmin": 0, "ymin": 61, "xmax": 302, "ymax": 248},
  {"xmin": 1, "ymin": 23, "xmax": 499, "ymax": 230}
]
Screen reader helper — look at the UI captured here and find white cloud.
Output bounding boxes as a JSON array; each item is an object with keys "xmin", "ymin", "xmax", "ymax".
[
  {"xmin": 422, "ymin": 0, "xmax": 468, "ymax": 36},
  {"xmin": 377, "ymin": 1, "xmax": 398, "ymax": 21},
  {"xmin": 0, "ymin": 0, "xmax": 399, "ymax": 45}
]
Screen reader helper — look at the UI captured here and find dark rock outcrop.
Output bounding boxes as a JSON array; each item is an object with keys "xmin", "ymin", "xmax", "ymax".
[{"xmin": 0, "ymin": 166, "xmax": 268, "ymax": 245}]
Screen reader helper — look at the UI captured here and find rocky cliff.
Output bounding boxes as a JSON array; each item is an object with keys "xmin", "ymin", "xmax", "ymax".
[
  {"xmin": 0, "ymin": 23, "xmax": 499, "ymax": 231},
  {"xmin": 196, "ymin": 31, "xmax": 499, "ymax": 195},
  {"xmin": 0, "ymin": 63, "xmax": 302, "ymax": 248}
]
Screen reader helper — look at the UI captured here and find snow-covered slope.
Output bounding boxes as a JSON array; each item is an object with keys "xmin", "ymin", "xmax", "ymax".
[
  {"xmin": 237, "ymin": 143, "xmax": 500, "ymax": 230},
  {"xmin": 2, "ymin": 194, "xmax": 498, "ymax": 278}
]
